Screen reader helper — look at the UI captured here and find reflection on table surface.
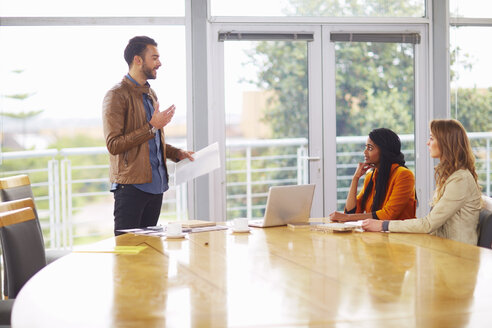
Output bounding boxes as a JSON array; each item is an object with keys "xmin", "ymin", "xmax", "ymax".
[{"xmin": 12, "ymin": 227, "xmax": 492, "ymax": 327}]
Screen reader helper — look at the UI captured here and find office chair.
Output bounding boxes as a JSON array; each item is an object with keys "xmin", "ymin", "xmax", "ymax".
[
  {"xmin": 0, "ymin": 175, "xmax": 40, "ymax": 232},
  {"xmin": 0, "ymin": 199, "xmax": 38, "ymax": 297},
  {"xmin": 0, "ymin": 299, "xmax": 14, "ymax": 326},
  {"xmin": 0, "ymin": 175, "xmax": 70, "ymax": 263},
  {"xmin": 0, "ymin": 207, "xmax": 47, "ymax": 299},
  {"xmin": 0, "ymin": 175, "xmax": 33, "ymax": 202},
  {"xmin": 0, "ymin": 176, "xmax": 35, "ymax": 301},
  {"xmin": 482, "ymin": 195, "xmax": 492, "ymax": 212},
  {"xmin": 477, "ymin": 208, "xmax": 492, "ymax": 249},
  {"xmin": 0, "ymin": 198, "xmax": 71, "ymax": 297}
]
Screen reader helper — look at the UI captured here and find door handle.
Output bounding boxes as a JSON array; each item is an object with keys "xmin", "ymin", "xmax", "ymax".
[{"xmin": 300, "ymin": 156, "xmax": 321, "ymax": 161}]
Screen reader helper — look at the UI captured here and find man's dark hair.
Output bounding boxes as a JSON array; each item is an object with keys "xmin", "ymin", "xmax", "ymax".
[{"xmin": 124, "ymin": 36, "xmax": 158, "ymax": 67}]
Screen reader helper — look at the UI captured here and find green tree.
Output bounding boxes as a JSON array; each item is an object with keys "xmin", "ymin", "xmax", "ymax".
[
  {"xmin": 245, "ymin": 41, "xmax": 308, "ymax": 138},
  {"xmin": 452, "ymin": 87, "xmax": 492, "ymax": 133},
  {"xmin": 334, "ymin": 41, "xmax": 415, "ymax": 136},
  {"xmin": 450, "ymin": 46, "xmax": 492, "ymax": 133},
  {"xmin": 0, "ymin": 70, "xmax": 44, "ymax": 149},
  {"xmin": 245, "ymin": 0, "xmax": 421, "ymax": 139}
]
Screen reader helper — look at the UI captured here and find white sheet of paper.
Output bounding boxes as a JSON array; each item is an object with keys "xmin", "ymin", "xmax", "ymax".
[
  {"xmin": 174, "ymin": 142, "xmax": 220, "ymax": 185},
  {"xmin": 344, "ymin": 220, "xmax": 363, "ymax": 227}
]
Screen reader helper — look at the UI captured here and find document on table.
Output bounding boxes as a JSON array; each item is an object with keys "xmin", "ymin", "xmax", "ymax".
[
  {"xmin": 190, "ymin": 225, "xmax": 229, "ymax": 233},
  {"xmin": 74, "ymin": 246, "xmax": 147, "ymax": 254},
  {"xmin": 344, "ymin": 220, "xmax": 364, "ymax": 231},
  {"xmin": 344, "ymin": 220, "xmax": 364, "ymax": 228},
  {"xmin": 174, "ymin": 142, "xmax": 220, "ymax": 185}
]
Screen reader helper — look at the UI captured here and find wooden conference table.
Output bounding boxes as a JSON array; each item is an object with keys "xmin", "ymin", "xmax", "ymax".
[{"xmin": 11, "ymin": 225, "xmax": 492, "ymax": 327}]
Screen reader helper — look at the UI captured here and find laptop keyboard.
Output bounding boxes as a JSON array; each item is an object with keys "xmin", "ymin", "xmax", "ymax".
[{"xmin": 248, "ymin": 219, "xmax": 263, "ymax": 225}]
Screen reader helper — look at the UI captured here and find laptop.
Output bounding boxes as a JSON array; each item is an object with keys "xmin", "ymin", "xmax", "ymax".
[{"xmin": 248, "ymin": 184, "xmax": 315, "ymax": 228}]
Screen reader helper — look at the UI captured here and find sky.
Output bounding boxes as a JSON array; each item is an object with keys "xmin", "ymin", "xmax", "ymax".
[{"xmin": 1, "ymin": 0, "xmax": 491, "ymax": 124}]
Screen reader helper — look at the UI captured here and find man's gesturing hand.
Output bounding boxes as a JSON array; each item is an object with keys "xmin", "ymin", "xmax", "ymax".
[{"xmin": 149, "ymin": 103, "xmax": 175, "ymax": 129}]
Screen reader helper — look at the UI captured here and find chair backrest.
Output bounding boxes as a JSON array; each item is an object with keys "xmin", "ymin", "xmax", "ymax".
[
  {"xmin": 0, "ymin": 176, "xmax": 40, "ymax": 229},
  {"xmin": 0, "ymin": 197, "xmax": 36, "ymax": 215},
  {"xmin": 482, "ymin": 195, "xmax": 492, "ymax": 212},
  {"xmin": 0, "ymin": 198, "xmax": 45, "ymax": 299},
  {"xmin": 0, "ymin": 207, "xmax": 46, "ymax": 299},
  {"xmin": 0, "ymin": 197, "xmax": 43, "ymax": 243},
  {"xmin": 477, "ymin": 209, "xmax": 492, "ymax": 249},
  {"xmin": 0, "ymin": 175, "xmax": 34, "ymax": 203}
]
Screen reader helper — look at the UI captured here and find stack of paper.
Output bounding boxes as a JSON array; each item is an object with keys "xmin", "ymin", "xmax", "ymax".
[{"xmin": 174, "ymin": 142, "xmax": 220, "ymax": 185}]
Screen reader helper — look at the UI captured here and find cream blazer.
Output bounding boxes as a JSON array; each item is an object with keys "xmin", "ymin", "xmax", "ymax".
[{"xmin": 389, "ymin": 169, "xmax": 482, "ymax": 245}]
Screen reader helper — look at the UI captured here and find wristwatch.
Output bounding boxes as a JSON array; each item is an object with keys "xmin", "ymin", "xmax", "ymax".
[
  {"xmin": 149, "ymin": 124, "xmax": 157, "ymax": 135},
  {"xmin": 382, "ymin": 220, "xmax": 390, "ymax": 232}
]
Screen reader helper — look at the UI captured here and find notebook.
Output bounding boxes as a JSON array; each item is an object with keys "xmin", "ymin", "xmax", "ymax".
[
  {"xmin": 181, "ymin": 220, "xmax": 216, "ymax": 228},
  {"xmin": 248, "ymin": 184, "xmax": 316, "ymax": 228}
]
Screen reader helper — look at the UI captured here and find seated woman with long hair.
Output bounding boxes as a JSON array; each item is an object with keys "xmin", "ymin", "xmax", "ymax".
[
  {"xmin": 363, "ymin": 119, "xmax": 482, "ymax": 245},
  {"xmin": 330, "ymin": 128, "xmax": 416, "ymax": 222}
]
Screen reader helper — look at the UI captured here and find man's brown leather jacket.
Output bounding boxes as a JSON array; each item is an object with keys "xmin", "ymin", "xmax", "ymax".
[{"xmin": 102, "ymin": 76, "xmax": 181, "ymax": 184}]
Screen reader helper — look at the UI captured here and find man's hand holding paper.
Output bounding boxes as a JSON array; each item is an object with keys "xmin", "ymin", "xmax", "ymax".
[{"xmin": 174, "ymin": 142, "xmax": 220, "ymax": 185}]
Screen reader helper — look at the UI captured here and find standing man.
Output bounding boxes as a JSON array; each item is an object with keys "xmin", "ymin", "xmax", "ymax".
[{"xmin": 103, "ymin": 36, "xmax": 193, "ymax": 235}]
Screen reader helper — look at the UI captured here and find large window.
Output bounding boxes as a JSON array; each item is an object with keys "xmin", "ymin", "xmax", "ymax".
[
  {"xmin": 0, "ymin": 25, "xmax": 187, "ymax": 245},
  {"xmin": 0, "ymin": 26, "xmax": 187, "ymax": 149},
  {"xmin": 450, "ymin": 26, "xmax": 492, "ymax": 195},
  {"xmin": 0, "ymin": 0, "xmax": 184, "ymax": 17},
  {"xmin": 450, "ymin": 27, "xmax": 492, "ymax": 131},
  {"xmin": 211, "ymin": 0, "xmax": 425, "ymax": 17},
  {"xmin": 450, "ymin": 0, "xmax": 492, "ymax": 196}
]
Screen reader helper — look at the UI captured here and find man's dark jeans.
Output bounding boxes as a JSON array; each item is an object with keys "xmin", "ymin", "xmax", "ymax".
[{"xmin": 113, "ymin": 184, "xmax": 163, "ymax": 236}]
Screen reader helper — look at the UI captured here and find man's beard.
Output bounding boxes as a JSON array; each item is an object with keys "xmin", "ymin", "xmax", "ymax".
[{"xmin": 142, "ymin": 64, "xmax": 157, "ymax": 80}]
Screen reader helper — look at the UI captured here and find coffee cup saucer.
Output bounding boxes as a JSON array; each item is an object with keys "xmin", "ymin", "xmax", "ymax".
[
  {"xmin": 166, "ymin": 233, "xmax": 186, "ymax": 239},
  {"xmin": 231, "ymin": 227, "xmax": 251, "ymax": 233}
]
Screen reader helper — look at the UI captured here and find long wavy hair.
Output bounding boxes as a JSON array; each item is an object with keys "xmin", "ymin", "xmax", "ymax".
[
  {"xmin": 361, "ymin": 128, "xmax": 407, "ymax": 212},
  {"xmin": 431, "ymin": 119, "xmax": 480, "ymax": 204}
]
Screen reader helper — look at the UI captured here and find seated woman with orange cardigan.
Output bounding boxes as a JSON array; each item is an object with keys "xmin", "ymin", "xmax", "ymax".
[{"xmin": 330, "ymin": 128, "xmax": 416, "ymax": 222}]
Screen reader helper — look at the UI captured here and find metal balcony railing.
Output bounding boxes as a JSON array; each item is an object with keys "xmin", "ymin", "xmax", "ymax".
[{"xmin": 1, "ymin": 132, "xmax": 491, "ymax": 248}]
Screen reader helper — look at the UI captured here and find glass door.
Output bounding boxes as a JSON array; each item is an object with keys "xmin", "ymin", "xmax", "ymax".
[
  {"xmin": 322, "ymin": 26, "xmax": 431, "ymax": 216},
  {"xmin": 211, "ymin": 26, "xmax": 323, "ymax": 220}
]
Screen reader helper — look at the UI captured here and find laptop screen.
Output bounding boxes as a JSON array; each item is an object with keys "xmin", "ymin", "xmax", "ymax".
[{"xmin": 257, "ymin": 184, "xmax": 315, "ymax": 227}]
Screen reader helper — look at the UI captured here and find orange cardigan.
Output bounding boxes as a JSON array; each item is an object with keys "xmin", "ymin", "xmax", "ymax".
[{"xmin": 355, "ymin": 164, "xmax": 416, "ymax": 220}]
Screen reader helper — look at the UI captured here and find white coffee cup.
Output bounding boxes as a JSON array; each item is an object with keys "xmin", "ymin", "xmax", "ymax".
[
  {"xmin": 167, "ymin": 222, "xmax": 182, "ymax": 236},
  {"xmin": 233, "ymin": 218, "xmax": 249, "ymax": 231}
]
